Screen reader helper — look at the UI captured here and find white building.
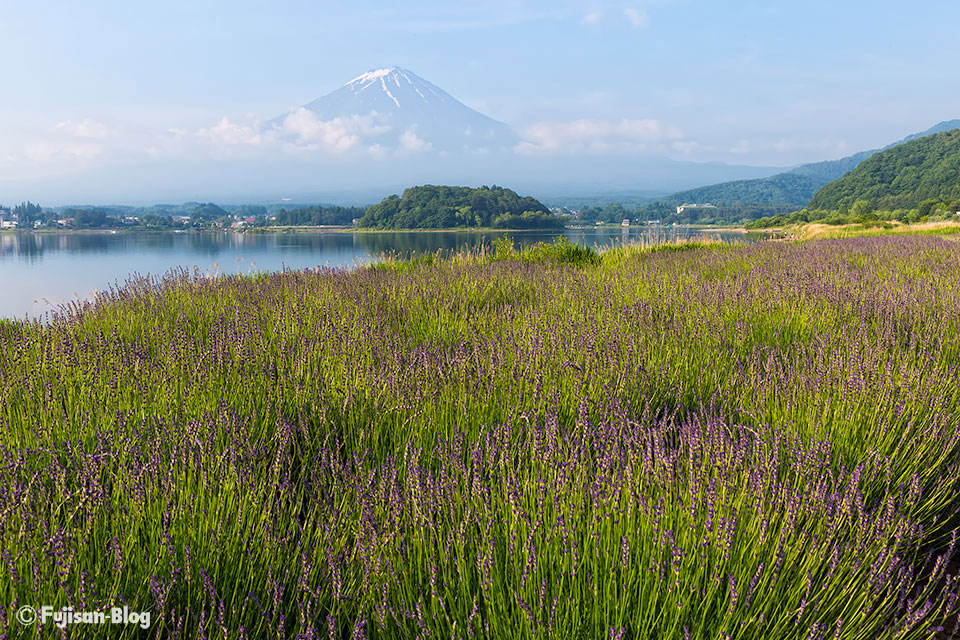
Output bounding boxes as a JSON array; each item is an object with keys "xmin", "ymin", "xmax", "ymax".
[{"xmin": 676, "ymin": 203, "xmax": 718, "ymax": 215}]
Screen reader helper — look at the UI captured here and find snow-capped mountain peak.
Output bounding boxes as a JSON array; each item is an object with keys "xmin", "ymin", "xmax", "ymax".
[
  {"xmin": 348, "ymin": 67, "xmax": 399, "ymax": 85},
  {"xmin": 267, "ymin": 67, "xmax": 514, "ymax": 152}
]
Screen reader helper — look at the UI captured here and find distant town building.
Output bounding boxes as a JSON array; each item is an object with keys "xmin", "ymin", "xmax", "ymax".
[{"xmin": 676, "ymin": 203, "xmax": 718, "ymax": 215}]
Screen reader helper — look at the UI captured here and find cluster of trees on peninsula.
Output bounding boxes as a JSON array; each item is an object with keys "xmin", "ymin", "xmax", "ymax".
[
  {"xmin": 359, "ymin": 185, "xmax": 562, "ymax": 229},
  {"xmin": 272, "ymin": 205, "xmax": 366, "ymax": 226}
]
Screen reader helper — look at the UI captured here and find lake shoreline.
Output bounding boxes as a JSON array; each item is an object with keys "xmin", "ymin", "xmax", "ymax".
[
  {"xmin": 1, "ymin": 223, "xmax": 750, "ymax": 236},
  {"xmin": 0, "ymin": 227, "xmax": 755, "ymax": 319}
]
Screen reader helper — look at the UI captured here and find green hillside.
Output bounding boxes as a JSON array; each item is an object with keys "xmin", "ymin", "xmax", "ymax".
[
  {"xmin": 659, "ymin": 120, "xmax": 960, "ymax": 210},
  {"xmin": 661, "ymin": 172, "xmax": 823, "ymax": 207},
  {"xmin": 808, "ymin": 130, "xmax": 960, "ymax": 211},
  {"xmin": 359, "ymin": 184, "xmax": 561, "ymax": 229}
]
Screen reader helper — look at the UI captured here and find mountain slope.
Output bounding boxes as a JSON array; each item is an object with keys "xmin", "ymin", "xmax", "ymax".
[
  {"xmin": 808, "ymin": 130, "xmax": 960, "ymax": 210},
  {"xmin": 266, "ymin": 67, "xmax": 514, "ymax": 152},
  {"xmin": 659, "ymin": 120, "xmax": 960, "ymax": 207},
  {"xmin": 660, "ymin": 172, "xmax": 822, "ymax": 207},
  {"xmin": 789, "ymin": 119, "xmax": 960, "ymax": 182}
]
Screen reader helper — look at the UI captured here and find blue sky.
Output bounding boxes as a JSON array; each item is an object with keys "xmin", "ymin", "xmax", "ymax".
[{"xmin": 1, "ymin": 0, "xmax": 958, "ymax": 202}]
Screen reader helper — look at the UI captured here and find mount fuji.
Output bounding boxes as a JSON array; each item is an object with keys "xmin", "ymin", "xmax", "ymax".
[{"xmin": 266, "ymin": 67, "xmax": 515, "ymax": 152}]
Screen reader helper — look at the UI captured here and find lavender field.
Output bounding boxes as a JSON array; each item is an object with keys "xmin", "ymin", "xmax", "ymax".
[{"xmin": 2, "ymin": 236, "xmax": 960, "ymax": 639}]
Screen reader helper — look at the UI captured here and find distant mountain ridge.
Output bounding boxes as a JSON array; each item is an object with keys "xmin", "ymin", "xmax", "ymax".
[
  {"xmin": 807, "ymin": 130, "xmax": 960, "ymax": 211},
  {"xmin": 660, "ymin": 120, "xmax": 960, "ymax": 207}
]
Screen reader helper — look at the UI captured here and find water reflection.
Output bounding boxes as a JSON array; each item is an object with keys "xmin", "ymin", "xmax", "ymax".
[{"xmin": 0, "ymin": 228, "xmax": 755, "ymax": 318}]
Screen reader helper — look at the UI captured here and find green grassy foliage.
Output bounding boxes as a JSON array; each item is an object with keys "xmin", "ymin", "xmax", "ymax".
[{"xmin": 1, "ymin": 237, "xmax": 960, "ymax": 638}]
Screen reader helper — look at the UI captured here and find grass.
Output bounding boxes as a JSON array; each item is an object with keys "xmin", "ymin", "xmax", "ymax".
[
  {"xmin": 797, "ymin": 220, "xmax": 960, "ymax": 240},
  {"xmin": 1, "ymin": 235, "xmax": 959, "ymax": 638}
]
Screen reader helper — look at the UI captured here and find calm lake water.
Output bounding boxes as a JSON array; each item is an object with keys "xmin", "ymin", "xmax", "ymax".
[{"xmin": 0, "ymin": 227, "xmax": 756, "ymax": 319}]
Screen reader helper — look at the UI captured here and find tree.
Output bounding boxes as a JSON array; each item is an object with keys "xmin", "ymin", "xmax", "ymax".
[
  {"xmin": 190, "ymin": 203, "xmax": 230, "ymax": 225},
  {"xmin": 11, "ymin": 201, "xmax": 42, "ymax": 227},
  {"xmin": 917, "ymin": 198, "xmax": 941, "ymax": 217},
  {"xmin": 850, "ymin": 199, "xmax": 872, "ymax": 216}
]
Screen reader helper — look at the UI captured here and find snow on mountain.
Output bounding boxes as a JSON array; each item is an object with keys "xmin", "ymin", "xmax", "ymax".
[{"xmin": 266, "ymin": 67, "xmax": 515, "ymax": 152}]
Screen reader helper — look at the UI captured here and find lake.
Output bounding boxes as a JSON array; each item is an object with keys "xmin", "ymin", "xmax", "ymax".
[{"xmin": 0, "ymin": 227, "xmax": 758, "ymax": 319}]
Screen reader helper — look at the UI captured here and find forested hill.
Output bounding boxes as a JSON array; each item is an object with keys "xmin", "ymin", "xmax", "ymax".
[
  {"xmin": 658, "ymin": 119, "xmax": 960, "ymax": 209},
  {"xmin": 660, "ymin": 173, "xmax": 822, "ymax": 207},
  {"xmin": 808, "ymin": 130, "xmax": 960, "ymax": 210},
  {"xmin": 790, "ymin": 119, "xmax": 960, "ymax": 183},
  {"xmin": 359, "ymin": 185, "xmax": 562, "ymax": 229}
]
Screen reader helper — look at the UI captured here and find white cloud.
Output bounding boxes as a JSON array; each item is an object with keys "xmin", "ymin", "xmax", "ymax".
[
  {"xmin": 276, "ymin": 109, "xmax": 391, "ymax": 153},
  {"xmin": 1, "ymin": 108, "xmax": 437, "ymax": 177},
  {"xmin": 21, "ymin": 140, "xmax": 106, "ymax": 162},
  {"xmin": 195, "ymin": 117, "xmax": 264, "ymax": 146},
  {"xmin": 55, "ymin": 118, "xmax": 114, "ymax": 139},
  {"xmin": 0, "ymin": 119, "xmax": 119, "ymax": 172},
  {"xmin": 582, "ymin": 11, "xmax": 603, "ymax": 24},
  {"xmin": 516, "ymin": 118, "xmax": 683, "ymax": 154},
  {"xmin": 367, "ymin": 143, "xmax": 389, "ymax": 159},
  {"xmin": 671, "ymin": 140, "xmax": 701, "ymax": 155},
  {"xmin": 622, "ymin": 8, "xmax": 650, "ymax": 28},
  {"xmin": 397, "ymin": 128, "xmax": 433, "ymax": 153}
]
